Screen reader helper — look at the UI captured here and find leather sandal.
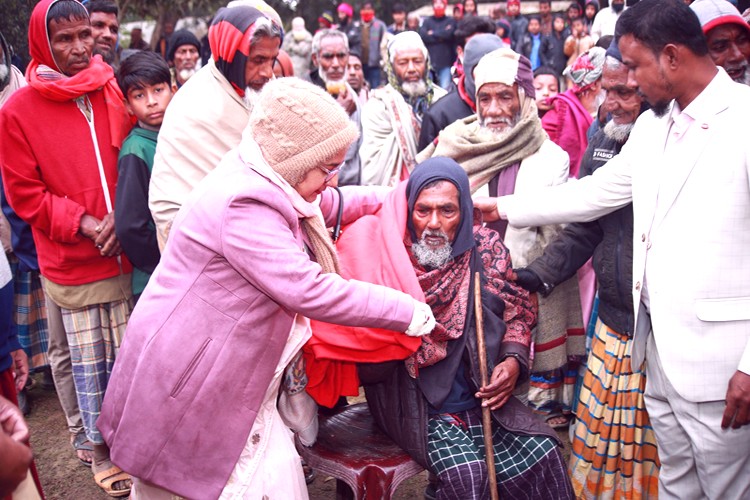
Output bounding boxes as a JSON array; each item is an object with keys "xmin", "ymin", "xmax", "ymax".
[{"xmin": 93, "ymin": 465, "xmax": 132, "ymax": 498}]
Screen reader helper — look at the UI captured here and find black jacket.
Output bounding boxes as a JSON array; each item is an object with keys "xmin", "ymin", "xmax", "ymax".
[
  {"xmin": 526, "ymin": 130, "xmax": 635, "ymax": 335},
  {"xmin": 541, "ymin": 32, "xmax": 568, "ymax": 76},
  {"xmin": 417, "ymin": 88, "xmax": 473, "ymax": 151},
  {"xmin": 419, "ymin": 16, "xmax": 456, "ymax": 69}
]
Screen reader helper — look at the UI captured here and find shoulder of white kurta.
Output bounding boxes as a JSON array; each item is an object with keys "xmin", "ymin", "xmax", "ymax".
[{"xmin": 519, "ymin": 139, "xmax": 570, "ymax": 182}]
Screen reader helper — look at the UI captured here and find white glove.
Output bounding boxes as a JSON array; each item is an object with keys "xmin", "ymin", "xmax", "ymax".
[{"xmin": 405, "ymin": 300, "xmax": 436, "ymax": 337}]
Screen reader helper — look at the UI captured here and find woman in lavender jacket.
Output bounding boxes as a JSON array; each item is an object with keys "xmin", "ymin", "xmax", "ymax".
[{"xmin": 98, "ymin": 79, "xmax": 435, "ymax": 499}]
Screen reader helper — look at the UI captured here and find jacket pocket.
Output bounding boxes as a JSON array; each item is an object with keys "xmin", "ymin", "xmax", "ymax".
[
  {"xmin": 170, "ymin": 338, "xmax": 212, "ymax": 398},
  {"xmin": 695, "ymin": 297, "xmax": 750, "ymax": 322}
]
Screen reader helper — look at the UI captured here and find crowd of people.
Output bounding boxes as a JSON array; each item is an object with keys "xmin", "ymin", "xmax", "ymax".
[{"xmin": 1, "ymin": 0, "xmax": 749, "ymax": 498}]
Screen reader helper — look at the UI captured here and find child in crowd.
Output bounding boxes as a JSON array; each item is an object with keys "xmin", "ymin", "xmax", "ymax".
[
  {"xmin": 114, "ymin": 51, "xmax": 175, "ymax": 302},
  {"xmin": 533, "ymin": 66, "xmax": 560, "ymax": 117},
  {"xmin": 541, "ymin": 14, "xmax": 569, "ymax": 77}
]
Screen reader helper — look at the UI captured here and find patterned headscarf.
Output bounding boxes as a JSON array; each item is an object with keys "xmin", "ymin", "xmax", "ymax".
[
  {"xmin": 26, "ymin": 0, "xmax": 131, "ymax": 148},
  {"xmin": 385, "ymin": 31, "xmax": 439, "ymax": 118},
  {"xmin": 208, "ymin": 5, "xmax": 280, "ymax": 97},
  {"xmin": 564, "ymin": 46, "xmax": 606, "ymax": 93}
]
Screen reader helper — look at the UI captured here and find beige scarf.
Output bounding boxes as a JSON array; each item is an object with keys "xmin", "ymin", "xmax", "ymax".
[
  {"xmin": 417, "ymin": 97, "xmax": 547, "ymax": 193},
  {"xmin": 239, "ymin": 140, "xmax": 340, "ymax": 275}
]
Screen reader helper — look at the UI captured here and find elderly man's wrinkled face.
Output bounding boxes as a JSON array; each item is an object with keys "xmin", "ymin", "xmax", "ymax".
[
  {"xmin": 174, "ymin": 44, "xmax": 199, "ymax": 72},
  {"xmin": 601, "ymin": 61, "xmax": 642, "ymax": 141},
  {"xmin": 49, "ymin": 16, "xmax": 94, "ymax": 76},
  {"xmin": 174, "ymin": 44, "xmax": 199, "ymax": 84},
  {"xmin": 244, "ymin": 35, "xmax": 280, "ymax": 92},
  {"xmin": 601, "ymin": 62, "xmax": 640, "ymax": 125},
  {"xmin": 315, "ymin": 35, "xmax": 349, "ymax": 82},
  {"xmin": 706, "ymin": 24, "xmax": 750, "ymax": 84},
  {"xmin": 89, "ymin": 11, "xmax": 118, "ymax": 64},
  {"xmin": 393, "ymin": 47, "xmax": 427, "ymax": 96},
  {"xmin": 412, "ymin": 181, "xmax": 460, "ymax": 269},
  {"xmin": 477, "ymin": 82, "xmax": 520, "ymax": 134}
]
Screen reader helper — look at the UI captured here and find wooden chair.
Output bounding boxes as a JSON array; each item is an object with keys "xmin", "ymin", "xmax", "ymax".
[{"xmin": 296, "ymin": 403, "xmax": 424, "ymax": 499}]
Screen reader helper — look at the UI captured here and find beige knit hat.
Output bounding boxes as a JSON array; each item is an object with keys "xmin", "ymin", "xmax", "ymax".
[{"xmin": 249, "ymin": 78, "xmax": 359, "ymax": 186}]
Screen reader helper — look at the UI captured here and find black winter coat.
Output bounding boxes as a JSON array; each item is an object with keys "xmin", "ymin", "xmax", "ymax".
[
  {"xmin": 526, "ymin": 130, "xmax": 635, "ymax": 335},
  {"xmin": 419, "ymin": 16, "xmax": 456, "ymax": 69},
  {"xmin": 417, "ymin": 89, "xmax": 473, "ymax": 152}
]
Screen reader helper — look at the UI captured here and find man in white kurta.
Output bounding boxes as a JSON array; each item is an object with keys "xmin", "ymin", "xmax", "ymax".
[
  {"xmin": 480, "ymin": 1, "xmax": 750, "ymax": 498},
  {"xmin": 148, "ymin": 5, "xmax": 281, "ymax": 248},
  {"xmin": 360, "ymin": 31, "xmax": 446, "ymax": 186}
]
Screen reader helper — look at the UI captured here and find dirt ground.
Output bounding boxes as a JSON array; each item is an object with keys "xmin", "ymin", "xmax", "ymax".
[{"xmin": 24, "ymin": 374, "xmax": 569, "ymax": 499}]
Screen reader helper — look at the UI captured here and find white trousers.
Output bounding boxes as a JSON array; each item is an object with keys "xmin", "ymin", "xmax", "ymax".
[{"xmin": 644, "ymin": 335, "xmax": 750, "ymax": 500}]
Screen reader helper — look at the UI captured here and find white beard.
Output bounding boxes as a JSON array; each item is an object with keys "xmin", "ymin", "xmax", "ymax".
[
  {"xmin": 401, "ymin": 80, "xmax": 427, "ymax": 97},
  {"xmin": 602, "ymin": 120, "xmax": 635, "ymax": 143},
  {"xmin": 412, "ymin": 231, "xmax": 454, "ymax": 269},
  {"xmin": 0, "ymin": 63, "xmax": 9, "ymax": 87},
  {"xmin": 728, "ymin": 63, "xmax": 750, "ymax": 86},
  {"xmin": 477, "ymin": 113, "xmax": 519, "ymax": 141},
  {"xmin": 243, "ymin": 87, "xmax": 261, "ymax": 108},
  {"xmin": 178, "ymin": 68, "xmax": 196, "ymax": 82}
]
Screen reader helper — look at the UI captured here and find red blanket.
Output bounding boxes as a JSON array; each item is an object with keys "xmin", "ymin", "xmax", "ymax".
[{"xmin": 304, "ymin": 183, "xmax": 423, "ymax": 407}]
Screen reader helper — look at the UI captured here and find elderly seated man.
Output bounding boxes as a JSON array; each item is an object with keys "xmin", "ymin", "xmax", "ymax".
[
  {"xmin": 309, "ymin": 28, "xmax": 362, "ymax": 186},
  {"xmin": 305, "ymin": 160, "xmax": 574, "ymax": 499},
  {"xmin": 360, "ymin": 31, "xmax": 446, "ymax": 186},
  {"xmin": 418, "ymin": 48, "xmax": 587, "ymax": 427}
]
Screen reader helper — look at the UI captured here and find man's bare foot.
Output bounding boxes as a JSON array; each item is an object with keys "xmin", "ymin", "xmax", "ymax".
[{"xmin": 71, "ymin": 431, "xmax": 94, "ymax": 467}]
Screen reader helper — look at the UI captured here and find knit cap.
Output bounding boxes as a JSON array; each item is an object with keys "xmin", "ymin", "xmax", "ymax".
[
  {"xmin": 249, "ymin": 78, "xmax": 359, "ymax": 186},
  {"xmin": 473, "ymin": 47, "xmax": 536, "ymax": 99},
  {"xmin": 690, "ymin": 0, "xmax": 750, "ymax": 34},
  {"xmin": 167, "ymin": 30, "xmax": 200, "ymax": 62}
]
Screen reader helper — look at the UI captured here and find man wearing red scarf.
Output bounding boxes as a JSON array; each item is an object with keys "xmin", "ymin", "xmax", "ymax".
[{"xmin": 0, "ymin": 0, "xmax": 133, "ymax": 496}]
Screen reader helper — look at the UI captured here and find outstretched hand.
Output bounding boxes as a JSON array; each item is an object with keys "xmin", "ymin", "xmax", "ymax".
[{"xmin": 475, "ymin": 357, "xmax": 520, "ymax": 410}]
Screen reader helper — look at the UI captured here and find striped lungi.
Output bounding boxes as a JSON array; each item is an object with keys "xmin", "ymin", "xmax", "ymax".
[
  {"xmin": 62, "ymin": 298, "xmax": 132, "ymax": 444},
  {"xmin": 569, "ymin": 319, "xmax": 660, "ymax": 499},
  {"xmin": 427, "ymin": 406, "xmax": 573, "ymax": 499},
  {"xmin": 10, "ymin": 259, "xmax": 49, "ymax": 370}
]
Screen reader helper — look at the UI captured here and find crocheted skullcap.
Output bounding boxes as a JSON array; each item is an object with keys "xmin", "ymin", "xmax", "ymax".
[{"xmin": 249, "ymin": 78, "xmax": 359, "ymax": 186}]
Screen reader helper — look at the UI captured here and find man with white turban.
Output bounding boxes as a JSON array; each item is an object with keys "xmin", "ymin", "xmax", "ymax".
[
  {"xmin": 419, "ymin": 48, "xmax": 588, "ymax": 430},
  {"xmin": 360, "ymin": 31, "xmax": 447, "ymax": 186}
]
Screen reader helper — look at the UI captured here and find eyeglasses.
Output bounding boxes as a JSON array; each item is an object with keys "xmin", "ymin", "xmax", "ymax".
[
  {"xmin": 320, "ymin": 51, "xmax": 349, "ymax": 62},
  {"xmin": 319, "ymin": 163, "xmax": 343, "ymax": 183}
]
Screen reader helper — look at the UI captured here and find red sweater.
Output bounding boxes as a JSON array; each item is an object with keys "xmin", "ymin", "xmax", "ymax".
[{"xmin": 0, "ymin": 87, "xmax": 132, "ymax": 285}]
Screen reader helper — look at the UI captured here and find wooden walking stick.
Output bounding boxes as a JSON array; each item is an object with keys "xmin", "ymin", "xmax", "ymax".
[{"xmin": 474, "ymin": 272, "xmax": 500, "ymax": 500}]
